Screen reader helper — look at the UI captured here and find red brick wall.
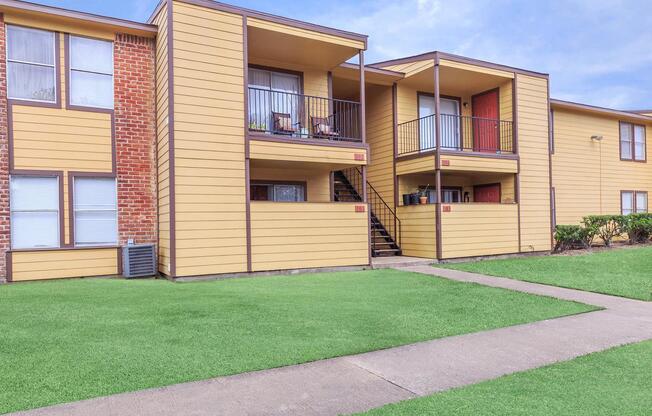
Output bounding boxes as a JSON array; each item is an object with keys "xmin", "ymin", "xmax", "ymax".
[
  {"xmin": 114, "ymin": 34, "xmax": 157, "ymax": 246},
  {"xmin": 0, "ymin": 16, "xmax": 10, "ymax": 282}
]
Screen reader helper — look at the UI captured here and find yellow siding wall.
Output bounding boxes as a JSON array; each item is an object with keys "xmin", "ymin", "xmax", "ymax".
[
  {"xmin": 516, "ymin": 74, "xmax": 551, "ymax": 252},
  {"xmin": 365, "ymin": 84, "xmax": 395, "ymax": 209},
  {"xmin": 171, "ymin": 1, "xmax": 247, "ymax": 276},
  {"xmin": 440, "ymin": 154, "xmax": 517, "ymax": 173},
  {"xmin": 12, "ymin": 106, "xmax": 113, "ymax": 246},
  {"xmin": 250, "ymin": 166, "xmax": 331, "ymax": 202},
  {"xmin": 11, "ymin": 249, "xmax": 118, "ymax": 281},
  {"xmin": 396, "ymin": 155, "xmax": 435, "ymax": 176},
  {"xmin": 397, "ymin": 205, "xmax": 437, "ymax": 258},
  {"xmin": 11, "ymin": 107, "xmax": 113, "ymax": 172},
  {"xmin": 396, "ymin": 83, "xmax": 419, "ymax": 125},
  {"xmin": 440, "ymin": 204, "xmax": 519, "ymax": 258},
  {"xmin": 499, "ymin": 80, "xmax": 513, "ymax": 121},
  {"xmin": 249, "ymin": 139, "xmax": 367, "ymax": 165},
  {"xmin": 552, "ymin": 109, "xmax": 652, "ymax": 224},
  {"xmin": 152, "ymin": 3, "xmax": 171, "ymax": 275},
  {"xmin": 250, "ymin": 202, "xmax": 368, "ymax": 271}
]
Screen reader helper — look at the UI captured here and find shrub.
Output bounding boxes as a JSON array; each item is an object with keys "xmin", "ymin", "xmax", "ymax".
[
  {"xmin": 621, "ymin": 213, "xmax": 652, "ymax": 244},
  {"xmin": 582, "ymin": 215, "xmax": 624, "ymax": 247},
  {"xmin": 554, "ymin": 225, "xmax": 594, "ymax": 252}
]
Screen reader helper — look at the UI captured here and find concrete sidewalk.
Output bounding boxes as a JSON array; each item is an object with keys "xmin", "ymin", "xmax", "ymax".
[{"xmin": 11, "ymin": 267, "xmax": 652, "ymax": 416}]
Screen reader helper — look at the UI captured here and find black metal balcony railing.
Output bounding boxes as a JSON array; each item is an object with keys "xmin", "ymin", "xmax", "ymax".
[
  {"xmin": 397, "ymin": 114, "xmax": 514, "ymax": 156},
  {"xmin": 248, "ymin": 87, "xmax": 362, "ymax": 142}
]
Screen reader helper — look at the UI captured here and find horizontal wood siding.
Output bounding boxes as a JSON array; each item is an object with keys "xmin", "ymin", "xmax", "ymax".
[
  {"xmin": 397, "ymin": 205, "xmax": 437, "ymax": 258},
  {"xmin": 250, "ymin": 202, "xmax": 369, "ymax": 271},
  {"xmin": 396, "ymin": 155, "xmax": 435, "ymax": 175},
  {"xmin": 171, "ymin": 1, "xmax": 247, "ymax": 276},
  {"xmin": 11, "ymin": 249, "xmax": 118, "ymax": 281},
  {"xmin": 440, "ymin": 154, "xmax": 518, "ymax": 173},
  {"xmin": 396, "ymin": 83, "xmax": 419, "ymax": 125},
  {"xmin": 552, "ymin": 108, "xmax": 652, "ymax": 224},
  {"xmin": 440, "ymin": 204, "xmax": 519, "ymax": 258},
  {"xmin": 365, "ymin": 85, "xmax": 395, "ymax": 209},
  {"xmin": 249, "ymin": 139, "xmax": 367, "ymax": 165},
  {"xmin": 152, "ymin": 3, "xmax": 171, "ymax": 275},
  {"xmin": 516, "ymin": 74, "xmax": 551, "ymax": 252},
  {"xmin": 11, "ymin": 107, "xmax": 113, "ymax": 172}
]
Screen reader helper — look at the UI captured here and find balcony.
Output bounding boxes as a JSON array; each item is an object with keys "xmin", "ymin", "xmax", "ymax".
[
  {"xmin": 248, "ymin": 87, "xmax": 362, "ymax": 143},
  {"xmin": 397, "ymin": 114, "xmax": 515, "ymax": 156}
]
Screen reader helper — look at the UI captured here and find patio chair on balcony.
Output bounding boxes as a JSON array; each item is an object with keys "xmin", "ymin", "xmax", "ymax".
[
  {"xmin": 311, "ymin": 116, "xmax": 340, "ymax": 139},
  {"xmin": 272, "ymin": 112, "xmax": 299, "ymax": 135}
]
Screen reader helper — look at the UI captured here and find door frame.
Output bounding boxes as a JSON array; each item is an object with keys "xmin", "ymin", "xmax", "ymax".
[
  {"xmin": 473, "ymin": 182, "xmax": 502, "ymax": 203},
  {"xmin": 471, "ymin": 88, "xmax": 500, "ymax": 152}
]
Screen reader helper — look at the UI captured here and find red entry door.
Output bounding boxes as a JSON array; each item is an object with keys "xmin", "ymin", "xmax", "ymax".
[
  {"xmin": 472, "ymin": 89, "xmax": 499, "ymax": 152},
  {"xmin": 474, "ymin": 184, "xmax": 501, "ymax": 203}
]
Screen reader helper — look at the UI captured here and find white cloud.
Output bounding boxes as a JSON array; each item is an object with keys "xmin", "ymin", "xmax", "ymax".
[{"xmin": 300, "ymin": 0, "xmax": 652, "ymax": 108}]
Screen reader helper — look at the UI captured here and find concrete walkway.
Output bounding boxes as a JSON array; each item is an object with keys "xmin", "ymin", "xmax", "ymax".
[{"xmin": 12, "ymin": 267, "xmax": 652, "ymax": 416}]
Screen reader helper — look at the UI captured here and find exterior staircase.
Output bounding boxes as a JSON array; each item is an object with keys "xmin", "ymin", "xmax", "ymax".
[{"xmin": 333, "ymin": 170, "xmax": 401, "ymax": 257}]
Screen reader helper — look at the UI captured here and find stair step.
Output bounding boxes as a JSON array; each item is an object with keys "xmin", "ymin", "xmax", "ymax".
[{"xmin": 373, "ymin": 249, "xmax": 401, "ymax": 254}]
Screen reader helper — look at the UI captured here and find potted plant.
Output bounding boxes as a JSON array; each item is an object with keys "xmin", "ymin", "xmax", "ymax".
[
  {"xmin": 248, "ymin": 119, "xmax": 267, "ymax": 132},
  {"xmin": 419, "ymin": 185, "xmax": 430, "ymax": 205},
  {"xmin": 409, "ymin": 192, "xmax": 420, "ymax": 205}
]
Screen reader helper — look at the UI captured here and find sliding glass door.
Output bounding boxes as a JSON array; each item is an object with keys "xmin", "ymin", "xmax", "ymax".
[
  {"xmin": 248, "ymin": 68, "xmax": 301, "ymax": 133},
  {"xmin": 418, "ymin": 95, "xmax": 460, "ymax": 151}
]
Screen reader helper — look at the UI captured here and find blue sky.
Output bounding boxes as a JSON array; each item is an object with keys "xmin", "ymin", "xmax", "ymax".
[{"xmin": 38, "ymin": 0, "xmax": 652, "ymax": 110}]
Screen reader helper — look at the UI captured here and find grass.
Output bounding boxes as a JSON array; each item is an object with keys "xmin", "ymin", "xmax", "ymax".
[
  {"xmin": 0, "ymin": 269, "xmax": 594, "ymax": 414},
  {"xmin": 442, "ymin": 246, "xmax": 652, "ymax": 301},
  {"xmin": 359, "ymin": 340, "xmax": 652, "ymax": 415}
]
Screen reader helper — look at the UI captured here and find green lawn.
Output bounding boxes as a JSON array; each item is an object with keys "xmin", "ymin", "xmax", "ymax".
[
  {"xmin": 0, "ymin": 269, "xmax": 593, "ymax": 414},
  {"xmin": 442, "ymin": 246, "xmax": 652, "ymax": 301},
  {"xmin": 359, "ymin": 340, "xmax": 652, "ymax": 415}
]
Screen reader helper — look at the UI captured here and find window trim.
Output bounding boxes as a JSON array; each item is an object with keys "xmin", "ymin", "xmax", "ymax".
[
  {"xmin": 9, "ymin": 173, "xmax": 63, "ymax": 249},
  {"xmin": 6, "ymin": 24, "xmax": 60, "ymax": 106},
  {"xmin": 620, "ymin": 190, "xmax": 648, "ymax": 215},
  {"xmin": 619, "ymin": 121, "xmax": 646, "ymax": 162},
  {"xmin": 66, "ymin": 34, "xmax": 115, "ymax": 111},
  {"xmin": 250, "ymin": 180, "xmax": 307, "ymax": 202},
  {"xmin": 70, "ymin": 174, "xmax": 118, "ymax": 247}
]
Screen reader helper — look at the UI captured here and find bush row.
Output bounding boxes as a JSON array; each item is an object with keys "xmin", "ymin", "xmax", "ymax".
[{"xmin": 554, "ymin": 214, "xmax": 652, "ymax": 252}]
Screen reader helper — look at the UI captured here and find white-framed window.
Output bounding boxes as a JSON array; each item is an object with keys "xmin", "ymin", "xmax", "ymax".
[
  {"xmin": 69, "ymin": 36, "xmax": 114, "ymax": 109},
  {"xmin": 10, "ymin": 176, "xmax": 60, "ymax": 249},
  {"xmin": 73, "ymin": 177, "xmax": 118, "ymax": 246},
  {"xmin": 621, "ymin": 191, "xmax": 648, "ymax": 215},
  {"xmin": 620, "ymin": 122, "xmax": 646, "ymax": 161},
  {"xmin": 6, "ymin": 25, "xmax": 56, "ymax": 103}
]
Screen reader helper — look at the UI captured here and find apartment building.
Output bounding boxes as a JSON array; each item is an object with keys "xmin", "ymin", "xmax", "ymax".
[
  {"xmin": 0, "ymin": 1, "xmax": 158, "ymax": 282},
  {"xmin": 0, "ymin": 0, "xmax": 649, "ymax": 282}
]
